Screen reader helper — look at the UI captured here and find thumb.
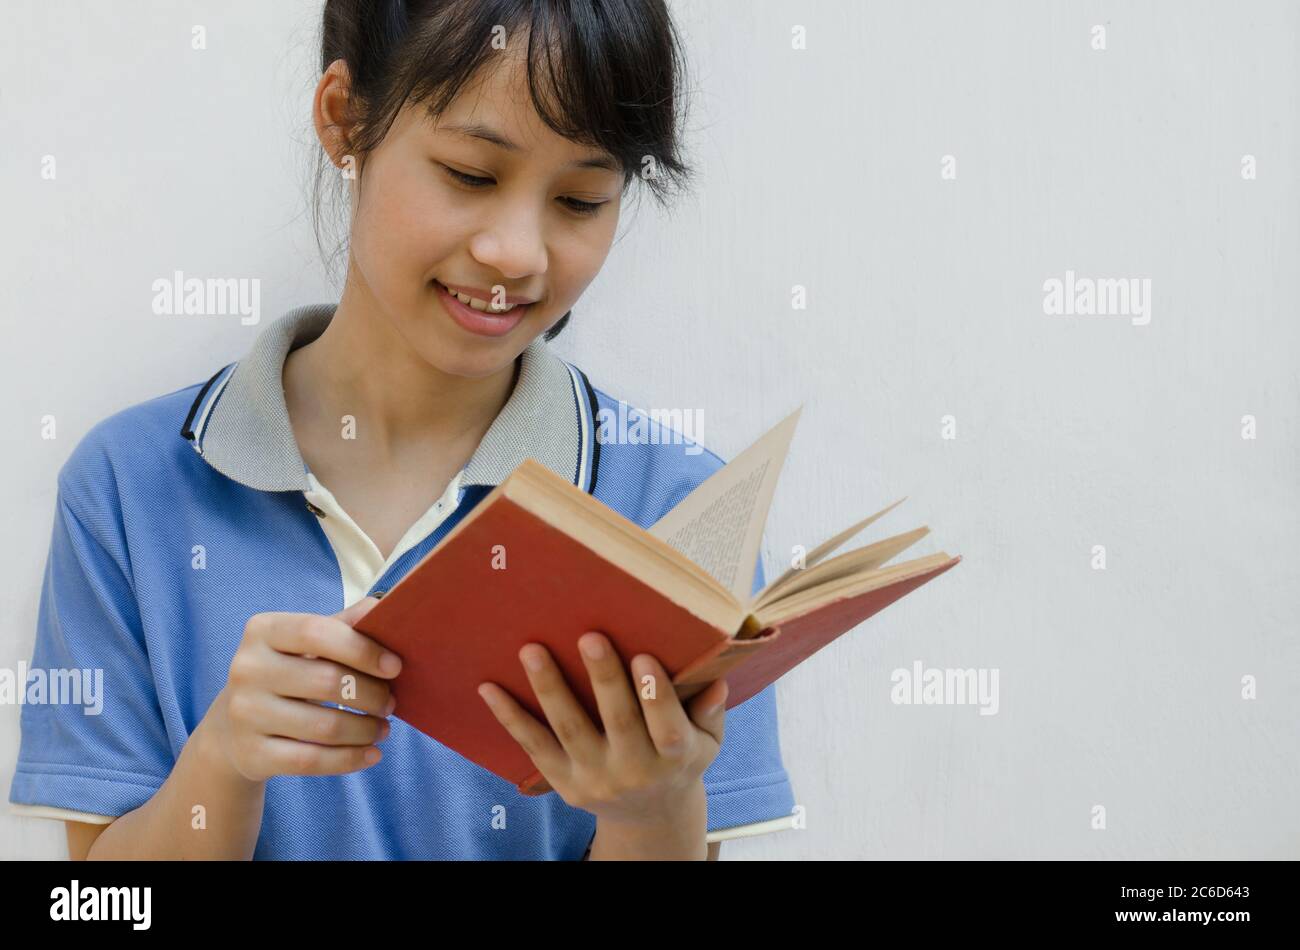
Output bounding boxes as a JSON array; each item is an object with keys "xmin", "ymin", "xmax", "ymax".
[{"xmin": 334, "ymin": 595, "xmax": 382, "ymax": 628}]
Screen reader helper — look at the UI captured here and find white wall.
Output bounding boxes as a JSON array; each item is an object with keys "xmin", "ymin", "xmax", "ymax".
[{"xmin": 2, "ymin": 0, "xmax": 1296, "ymax": 859}]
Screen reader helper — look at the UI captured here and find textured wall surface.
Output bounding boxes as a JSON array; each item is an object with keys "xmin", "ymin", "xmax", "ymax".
[{"xmin": 2, "ymin": 0, "xmax": 1296, "ymax": 859}]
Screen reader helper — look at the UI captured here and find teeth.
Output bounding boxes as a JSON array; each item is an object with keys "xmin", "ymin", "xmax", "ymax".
[{"xmin": 438, "ymin": 280, "xmax": 517, "ymax": 314}]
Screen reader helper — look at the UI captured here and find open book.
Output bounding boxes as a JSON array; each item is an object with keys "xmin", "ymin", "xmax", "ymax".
[{"xmin": 354, "ymin": 406, "xmax": 961, "ymax": 795}]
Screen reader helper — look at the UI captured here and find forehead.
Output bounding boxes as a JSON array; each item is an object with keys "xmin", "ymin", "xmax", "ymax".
[
  {"xmin": 412, "ymin": 53, "xmax": 620, "ymax": 171},
  {"xmin": 429, "ymin": 49, "xmax": 529, "ymax": 122}
]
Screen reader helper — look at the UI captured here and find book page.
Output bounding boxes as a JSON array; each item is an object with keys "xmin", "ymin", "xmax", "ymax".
[
  {"xmin": 754, "ymin": 523, "xmax": 929, "ymax": 611},
  {"xmin": 757, "ymin": 497, "xmax": 909, "ymax": 602},
  {"xmin": 648, "ymin": 406, "xmax": 802, "ymax": 603}
]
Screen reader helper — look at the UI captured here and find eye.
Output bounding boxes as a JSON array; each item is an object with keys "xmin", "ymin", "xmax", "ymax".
[
  {"xmin": 439, "ymin": 164, "xmax": 492, "ymax": 188},
  {"xmin": 559, "ymin": 197, "xmax": 605, "ymax": 217}
]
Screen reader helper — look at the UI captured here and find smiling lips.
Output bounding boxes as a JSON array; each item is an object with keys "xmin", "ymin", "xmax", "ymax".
[
  {"xmin": 434, "ymin": 278, "xmax": 534, "ymax": 314},
  {"xmin": 433, "ymin": 279, "xmax": 530, "ymax": 338}
]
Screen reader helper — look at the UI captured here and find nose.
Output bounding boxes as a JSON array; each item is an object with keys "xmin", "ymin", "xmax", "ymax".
[{"xmin": 467, "ymin": 199, "xmax": 548, "ymax": 281}]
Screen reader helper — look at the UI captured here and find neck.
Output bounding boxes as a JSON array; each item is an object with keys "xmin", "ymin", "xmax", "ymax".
[{"xmin": 282, "ymin": 288, "xmax": 517, "ymax": 466}]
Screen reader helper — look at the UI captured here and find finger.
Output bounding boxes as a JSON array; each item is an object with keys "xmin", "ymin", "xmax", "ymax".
[
  {"xmin": 685, "ymin": 677, "xmax": 729, "ymax": 748},
  {"xmin": 261, "ymin": 649, "xmax": 395, "ymax": 718},
  {"xmin": 257, "ymin": 735, "xmax": 383, "ymax": 776},
  {"xmin": 577, "ymin": 632, "xmax": 653, "ymax": 758},
  {"xmin": 256, "ymin": 694, "xmax": 390, "ymax": 747},
  {"xmin": 517, "ymin": 643, "xmax": 602, "ymax": 764},
  {"xmin": 334, "ymin": 595, "xmax": 381, "ymax": 627},
  {"xmin": 477, "ymin": 681, "xmax": 569, "ymax": 782},
  {"xmin": 291, "ymin": 598, "xmax": 381, "ymax": 661},
  {"xmin": 630, "ymin": 653, "xmax": 699, "ymax": 760},
  {"xmin": 261, "ymin": 612, "xmax": 403, "ymax": 680}
]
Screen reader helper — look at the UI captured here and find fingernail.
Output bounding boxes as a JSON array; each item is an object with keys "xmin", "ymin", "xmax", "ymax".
[
  {"xmin": 364, "ymin": 747, "xmax": 381, "ymax": 765},
  {"xmin": 384, "ymin": 695, "xmax": 396, "ymax": 717},
  {"xmin": 522, "ymin": 647, "xmax": 545, "ymax": 671},
  {"xmin": 380, "ymin": 651, "xmax": 402, "ymax": 676},
  {"xmin": 579, "ymin": 633, "xmax": 606, "ymax": 660},
  {"xmin": 378, "ymin": 720, "xmax": 391, "ymax": 740}
]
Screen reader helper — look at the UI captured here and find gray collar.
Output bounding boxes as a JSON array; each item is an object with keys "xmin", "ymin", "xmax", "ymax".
[{"xmin": 183, "ymin": 303, "xmax": 595, "ymax": 494}]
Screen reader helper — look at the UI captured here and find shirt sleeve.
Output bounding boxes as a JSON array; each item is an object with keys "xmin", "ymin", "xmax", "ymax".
[
  {"xmin": 8, "ymin": 479, "xmax": 174, "ymax": 822},
  {"xmin": 701, "ymin": 550, "xmax": 798, "ymax": 844}
]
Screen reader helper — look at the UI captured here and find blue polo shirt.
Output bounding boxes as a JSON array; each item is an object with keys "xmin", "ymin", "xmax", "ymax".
[{"xmin": 9, "ymin": 304, "xmax": 797, "ymax": 859}]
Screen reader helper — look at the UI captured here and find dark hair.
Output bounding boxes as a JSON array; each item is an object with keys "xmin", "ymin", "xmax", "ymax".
[{"xmin": 313, "ymin": 0, "xmax": 695, "ymax": 342}]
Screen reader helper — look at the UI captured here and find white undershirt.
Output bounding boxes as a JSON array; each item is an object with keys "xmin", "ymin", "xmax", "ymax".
[{"xmin": 303, "ymin": 469, "xmax": 465, "ymax": 607}]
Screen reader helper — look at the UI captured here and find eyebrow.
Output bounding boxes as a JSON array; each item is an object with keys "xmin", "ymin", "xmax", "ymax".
[{"xmin": 436, "ymin": 120, "xmax": 621, "ymax": 172}]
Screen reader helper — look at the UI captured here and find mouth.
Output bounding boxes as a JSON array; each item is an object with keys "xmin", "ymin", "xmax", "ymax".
[
  {"xmin": 433, "ymin": 278, "xmax": 532, "ymax": 315},
  {"xmin": 432, "ymin": 278, "xmax": 531, "ymax": 338}
]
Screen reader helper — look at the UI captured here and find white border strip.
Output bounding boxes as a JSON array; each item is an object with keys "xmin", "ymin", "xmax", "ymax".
[
  {"xmin": 192, "ymin": 363, "xmax": 237, "ymax": 452},
  {"xmin": 565, "ymin": 363, "xmax": 591, "ymax": 491},
  {"xmin": 705, "ymin": 814, "xmax": 798, "ymax": 843}
]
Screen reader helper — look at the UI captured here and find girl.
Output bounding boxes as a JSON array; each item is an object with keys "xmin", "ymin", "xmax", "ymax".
[{"xmin": 10, "ymin": 0, "xmax": 795, "ymax": 860}]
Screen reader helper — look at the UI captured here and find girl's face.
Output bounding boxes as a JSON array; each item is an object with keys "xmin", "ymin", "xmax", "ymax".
[{"xmin": 328, "ymin": 52, "xmax": 625, "ymax": 377}]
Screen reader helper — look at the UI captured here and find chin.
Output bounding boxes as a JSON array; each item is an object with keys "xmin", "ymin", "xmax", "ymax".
[{"xmin": 411, "ymin": 324, "xmax": 533, "ymax": 380}]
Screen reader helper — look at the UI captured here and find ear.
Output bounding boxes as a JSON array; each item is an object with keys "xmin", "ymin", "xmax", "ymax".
[{"xmin": 314, "ymin": 58, "xmax": 360, "ymax": 168}]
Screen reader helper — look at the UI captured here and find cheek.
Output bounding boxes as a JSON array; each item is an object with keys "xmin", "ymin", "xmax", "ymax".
[
  {"xmin": 551, "ymin": 221, "xmax": 618, "ymax": 300},
  {"xmin": 352, "ymin": 165, "xmax": 457, "ymax": 283}
]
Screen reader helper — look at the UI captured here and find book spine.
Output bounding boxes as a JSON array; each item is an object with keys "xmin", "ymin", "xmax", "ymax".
[
  {"xmin": 670, "ymin": 621, "xmax": 779, "ymax": 696},
  {"xmin": 517, "ymin": 771, "xmax": 553, "ymax": 796}
]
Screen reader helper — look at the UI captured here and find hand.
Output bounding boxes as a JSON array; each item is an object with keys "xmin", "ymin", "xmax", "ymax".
[
  {"xmin": 476, "ymin": 631, "xmax": 729, "ymax": 828},
  {"xmin": 207, "ymin": 596, "xmax": 402, "ymax": 782}
]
